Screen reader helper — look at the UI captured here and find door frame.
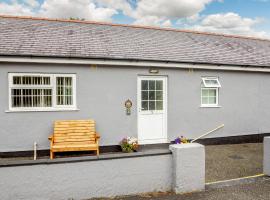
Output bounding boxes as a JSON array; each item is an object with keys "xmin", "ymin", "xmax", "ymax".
[{"xmin": 137, "ymin": 75, "xmax": 168, "ymax": 144}]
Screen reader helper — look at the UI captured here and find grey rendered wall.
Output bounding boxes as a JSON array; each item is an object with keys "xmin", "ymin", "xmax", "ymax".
[
  {"xmin": 170, "ymin": 143, "xmax": 205, "ymax": 193},
  {"xmin": 263, "ymin": 137, "xmax": 270, "ymax": 175},
  {"xmin": 0, "ymin": 63, "xmax": 270, "ymax": 151},
  {"xmin": 0, "ymin": 154, "xmax": 172, "ymax": 200}
]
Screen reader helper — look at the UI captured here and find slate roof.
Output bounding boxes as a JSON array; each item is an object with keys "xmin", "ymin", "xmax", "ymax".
[{"xmin": 1, "ymin": 15, "xmax": 270, "ymax": 67}]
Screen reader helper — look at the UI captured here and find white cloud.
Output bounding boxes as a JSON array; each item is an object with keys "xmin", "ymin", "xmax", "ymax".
[
  {"xmin": 190, "ymin": 12, "xmax": 269, "ymax": 38},
  {"xmin": 0, "ymin": 0, "xmax": 117, "ymax": 21},
  {"xmin": 0, "ymin": 0, "xmax": 218, "ymax": 27},
  {"xmin": 162, "ymin": 19, "xmax": 172, "ymax": 27},
  {"xmin": 96, "ymin": 0, "xmax": 133, "ymax": 16},
  {"xmin": 38, "ymin": 0, "xmax": 117, "ymax": 21},
  {"xmin": 131, "ymin": 0, "xmax": 217, "ymax": 27},
  {"xmin": 0, "ymin": 1, "xmax": 34, "ymax": 16},
  {"xmin": 95, "ymin": 0, "xmax": 218, "ymax": 27},
  {"xmin": 23, "ymin": 0, "xmax": 40, "ymax": 8},
  {"xmin": 132, "ymin": 15, "xmax": 167, "ymax": 26},
  {"xmin": 134, "ymin": 0, "xmax": 214, "ymax": 19}
]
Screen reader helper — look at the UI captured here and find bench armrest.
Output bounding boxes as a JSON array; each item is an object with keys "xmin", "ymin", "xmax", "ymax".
[
  {"xmin": 48, "ymin": 135, "xmax": 54, "ymax": 142},
  {"xmin": 95, "ymin": 133, "xmax": 100, "ymax": 140}
]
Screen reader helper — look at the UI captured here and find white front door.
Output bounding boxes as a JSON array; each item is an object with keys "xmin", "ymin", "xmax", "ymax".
[{"xmin": 137, "ymin": 76, "xmax": 167, "ymax": 144}]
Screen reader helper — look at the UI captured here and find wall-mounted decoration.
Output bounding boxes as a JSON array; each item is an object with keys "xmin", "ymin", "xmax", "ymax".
[
  {"xmin": 149, "ymin": 68, "xmax": 159, "ymax": 74},
  {"xmin": 125, "ymin": 99, "xmax": 133, "ymax": 115}
]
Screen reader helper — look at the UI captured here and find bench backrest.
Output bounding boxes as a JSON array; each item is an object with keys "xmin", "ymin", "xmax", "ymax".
[{"xmin": 53, "ymin": 120, "xmax": 96, "ymax": 144}]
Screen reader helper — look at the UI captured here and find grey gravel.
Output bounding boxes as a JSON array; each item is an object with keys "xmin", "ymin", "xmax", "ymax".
[{"xmin": 206, "ymin": 143, "xmax": 263, "ymax": 182}]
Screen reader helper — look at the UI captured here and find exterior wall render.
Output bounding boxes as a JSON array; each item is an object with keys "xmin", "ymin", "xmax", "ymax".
[
  {"xmin": 0, "ymin": 143, "xmax": 205, "ymax": 199},
  {"xmin": 0, "ymin": 154, "xmax": 172, "ymax": 199},
  {"xmin": 0, "ymin": 62, "xmax": 269, "ymax": 152}
]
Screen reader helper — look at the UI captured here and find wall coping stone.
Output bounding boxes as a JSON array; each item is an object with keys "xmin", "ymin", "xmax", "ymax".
[{"xmin": 0, "ymin": 148, "xmax": 171, "ymax": 168}]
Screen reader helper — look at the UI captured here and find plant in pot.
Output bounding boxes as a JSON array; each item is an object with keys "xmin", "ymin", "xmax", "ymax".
[
  {"xmin": 120, "ymin": 137, "xmax": 139, "ymax": 153},
  {"xmin": 174, "ymin": 136, "xmax": 190, "ymax": 144}
]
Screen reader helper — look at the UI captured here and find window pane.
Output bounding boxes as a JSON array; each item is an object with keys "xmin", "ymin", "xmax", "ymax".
[
  {"xmin": 57, "ymin": 86, "xmax": 63, "ymax": 95},
  {"xmin": 205, "ymin": 79, "xmax": 218, "ymax": 85},
  {"xmin": 13, "ymin": 75, "xmax": 51, "ymax": 86},
  {"xmin": 12, "ymin": 88, "xmax": 53, "ymax": 108},
  {"xmin": 22, "ymin": 76, "xmax": 30, "ymax": 85},
  {"xmin": 201, "ymin": 89, "xmax": 208, "ymax": 96},
  {"xmin": 65, "ymin": 87, "xmax": 72, "ymax": 96},
  {"xmin": 13, "ymin": 76, "xmax": 21, "ymax": 84},
  {"xmin": 202, "ymin": 97, "xmax": 208, "ymax": 104},
  {"xmin": 149, "ymin": 91, "xmax": 155, "ymax": 100},
  {"xmin": 156, "ymin": 101, "xmax": 163, "ymax": 110},
  {"xmin": 44, "ymin": 96, "xmax": 52, "ymax": 107},
  {"xmin": 65, "ymin": 77, "xmax": 72, "ymax": 86},
  {"xmin": 149, "ymin": 101, "xmax": 155, "ymax": 110},
  {"xmin": 142, "ymin": 91, "xmax": 148, "ymax": 100},
  {"xmin": 33, "ymin": 92, "xmax": 42, "ymax": 107},
  {"xmin": 141, "ymin": 101, "xmax": 148, "ymax": 110},
  {"xmin": 141, "ymin": 80, "xmax": 148, "ymax": 90},
  {"xmin": 43, "ymin": 77, "xmax": 50, "ymax": 85},
  {"xmin": 156, "ymin": 91, "xmax": 163, "ymax": 100},
  {"xmin": 69, "ymin": 96, "xmax": 73, "ymax": 105},
  {"xmin": 11, "ymin": 89, "xmax": 21, "ymax": 107},
  {"xmin": 22, "ymin": 89, "xmax": 32, "ymax": 107},
  {"xmin": 149, "ymin": 80, "xmax": 155, "ymax": 90},
  {"xmin": 56, "ymin": 77, "xmax": 74, "ymax": 106},
  {"xmin": 11, "ymin": 75, "xmax": 53, "ymax": 108},
  {"xmin": 57, "ymin": 96, "xmax": 63, "ymax": 105},
  {"xmin": 209, "ymin": 97, "xmax": 216, "ymax": 104},
  {"xmin": 43, "ymin": 89, "xmax": 52, "ymax": 107},
  {"xmin": 156, "ymin": 81, "xmax": 163, "ymax": 90},
  {"xmin": 202, "ymin": 77, "xmax": 221, "ymax": 88},
  {"xmin": 208, "ymin": 89, "xmax": 216, "ymax": 97}
]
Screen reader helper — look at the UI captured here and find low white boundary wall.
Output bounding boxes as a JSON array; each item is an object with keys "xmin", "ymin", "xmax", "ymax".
[
  {"xmin": 264, "ymin": 137, "xmax": 270, "ymax": 176},
  {"xmin": 0, "ymin": 144, "xmax": 205, "ymax": 200},
  {"xmin": 170, "ymin": 143, "xmax": 205, "ymax": 193}
]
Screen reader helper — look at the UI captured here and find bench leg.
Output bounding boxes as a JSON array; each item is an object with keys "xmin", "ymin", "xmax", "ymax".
[
  {"xmin": 50, "ymin": 150, "xmax": 54, "ymax": 159},
  {"xmin": 96, "ymin": 148, "xmax": 99, "ymax": 156}
]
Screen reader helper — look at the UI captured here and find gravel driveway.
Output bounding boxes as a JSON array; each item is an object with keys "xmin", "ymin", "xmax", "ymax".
[
  {"xmin": 101, "ymin": 177, "xmax": 270, "ymax": 200},
  {"xmin": 206, "ymin": 143, "xmax": 263, "ymax": 182}
]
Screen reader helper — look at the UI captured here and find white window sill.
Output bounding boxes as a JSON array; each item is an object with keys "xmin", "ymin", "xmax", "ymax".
[
  {"xmin": 5, "ymin": 108, "xmax": 80, "ymax": 113},
  {"xmin": 200, "ymin": 105, "xmax": 221, "ymax": 108}
]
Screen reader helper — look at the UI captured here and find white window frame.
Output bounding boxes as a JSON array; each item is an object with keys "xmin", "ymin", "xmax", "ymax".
[
  {"xmin": 8, "ymin": 73, "xmax": 77, "ymax": 112},
  {"xmin": 202, "ymin": 77, "xmax": 221, "ymax": 88},
  {"xmin": 201, "ymin": 77, "xmax": 220, "ymax": 108}
]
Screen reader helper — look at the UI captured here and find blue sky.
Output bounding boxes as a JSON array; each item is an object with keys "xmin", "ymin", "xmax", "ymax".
[
  {"xmin": 202, "ymin": 0, "xmax": 270, "ymax": 32},
  {"xmin": 0, "ymin": 0, "xmax": 270, "ymax": 38}
]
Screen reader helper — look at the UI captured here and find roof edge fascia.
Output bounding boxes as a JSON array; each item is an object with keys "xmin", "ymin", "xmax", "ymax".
[{"xmin": 0, "ymin": 56, "xmax": 270, "ymax": 73}]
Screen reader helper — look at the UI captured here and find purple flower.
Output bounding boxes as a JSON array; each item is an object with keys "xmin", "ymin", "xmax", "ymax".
[{"xmin": 174, "ymin": 137, "xmax": 181, "ymax": 144}]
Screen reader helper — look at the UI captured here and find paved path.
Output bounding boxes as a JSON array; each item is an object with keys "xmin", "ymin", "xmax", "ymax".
[{"xmin": 100, "ymin": 177, "xmax": 270, "ymax": 200}]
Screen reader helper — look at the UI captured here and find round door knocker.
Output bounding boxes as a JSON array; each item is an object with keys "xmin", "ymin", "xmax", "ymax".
[{"xmin": 125, "ymin": 99, "xmax": 132, "ymax": 115}]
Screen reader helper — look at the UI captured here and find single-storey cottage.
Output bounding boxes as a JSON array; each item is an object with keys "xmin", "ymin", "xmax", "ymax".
[{"xmin": 1, "ymin": 15, "xmax": 270, "ymax": 153}]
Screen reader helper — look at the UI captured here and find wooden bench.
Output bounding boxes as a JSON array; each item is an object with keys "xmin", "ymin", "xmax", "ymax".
[{"xmin": 48, "ymin": 120, "xmax": 100, "ymax": 159}]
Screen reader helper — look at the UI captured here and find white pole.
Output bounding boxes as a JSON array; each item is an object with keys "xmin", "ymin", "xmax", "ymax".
[
  {"xmin": 191, "ymin": 124, "xmax": 225, "ymax": 143},
  {"xmin": 34, "ymin": 142, "xmax": 37, "ymax": 160}
]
